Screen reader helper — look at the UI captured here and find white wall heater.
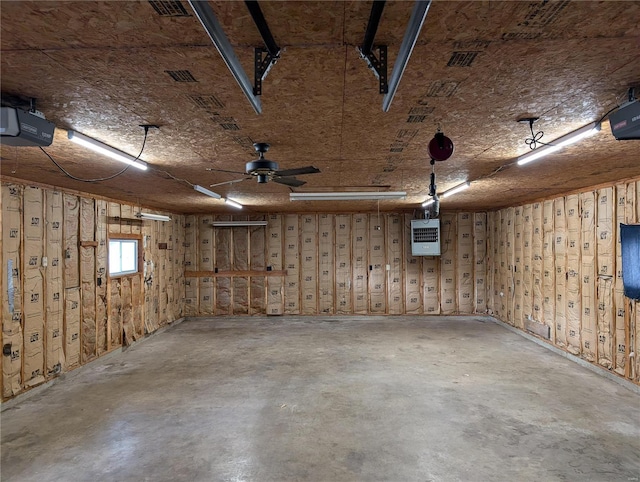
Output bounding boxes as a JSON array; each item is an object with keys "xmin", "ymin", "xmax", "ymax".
[{"xmin": 410, "ymin": 219, "xmax": 441, "ymax": 256}]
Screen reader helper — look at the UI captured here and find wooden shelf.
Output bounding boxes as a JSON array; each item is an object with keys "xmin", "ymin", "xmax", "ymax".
[{"xmin": 185, "ymin": 270, "xmax": 287, "ymax": 278}]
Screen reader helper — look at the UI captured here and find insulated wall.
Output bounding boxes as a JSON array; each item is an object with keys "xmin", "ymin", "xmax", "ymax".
[
  {"xmin": 185, "ymin": 212, "xmax": 488, "ymax": 317},
  {"xmin": 23, "ymin": 187, "xmax": 45, "ymax": 387},
  {"xmin": 266, "ymin": 214, "xmax": 284, "ymax": 315},
  {"xmin": 487, "ymin": 177, "xmax": 640, "ymax": 385},
  {"xmin": 2, "ymin": 184, "xmax": 23, "ymax": 397},
  {"xmin": 1, "ymin": 181, "xmax": 184, "ymax": 401},
  {"xmin": 318, "ymin": 214, "xmax": 334, "ymax": 314}
]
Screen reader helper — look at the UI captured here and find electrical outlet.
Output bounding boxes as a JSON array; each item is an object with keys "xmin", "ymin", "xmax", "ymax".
[{"xmin": 41, "ymin": 256, "xmax": 48, "ymax": 267}]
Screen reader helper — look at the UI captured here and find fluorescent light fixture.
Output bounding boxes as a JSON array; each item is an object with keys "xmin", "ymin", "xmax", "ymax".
[
  {"xmin": 136, "ymin": 212, "xmax": 171, "ymax": 222},
  {"xmin": 517, "ymin": 121, "xmax": 601, "ymax": 166},
  {"xmin": 225, "ymin": 198, "xmax": 243, "ymax": 209},
  {"xmin": 194, "ymin": 184, "xmax": 221, "ymax": 199},
  {"xmin": 67, "ymin": 130, "xmax": 147, "ymax": 170},
  {"xmin": 382, "ymin": 1, "xmax": 432, "ymax": 112},
  {"xmin": 441, "ymin": 182, "xmax": 470, "ymax": 198},
  {"xmin": 188, "ymin": 0, "xmax": 262, "ymax": 114},
  {"xmin": 290, "ymin": 192, "xmax": 407, "ymax": 201},
  {"xmin": 421, "ymin": 198, "xmax": 435, "ymax": 208},
  {"xmin": 211, "ymin": 221, "xmax": 267, "ymax": 227}
]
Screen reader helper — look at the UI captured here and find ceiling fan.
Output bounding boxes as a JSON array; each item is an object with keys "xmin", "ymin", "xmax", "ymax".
[{"xmin": 207, "ymin": 143, "xmax": 320, "ymax": 188}]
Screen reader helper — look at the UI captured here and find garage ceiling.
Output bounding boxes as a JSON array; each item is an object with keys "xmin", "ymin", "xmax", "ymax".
[{"xmin": 1, "ymin": 0, "xmax": 639, "ymax": 214}]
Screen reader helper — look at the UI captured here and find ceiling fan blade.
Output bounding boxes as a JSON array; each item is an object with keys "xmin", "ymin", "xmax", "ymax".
[
  {"xmin": 209, "ymin": 178, "xmax": 251, "ymax": 188},
  {"xmin": 205, "ymin": 167, "xmax": 246, "ymax": 175},
  {"xmin": 274, "ymin": 166, "xmax": 320, "ymax": 177},
  {"xmin": 273, "ymin": 176, "xmax": 306, "ymax": 187}
]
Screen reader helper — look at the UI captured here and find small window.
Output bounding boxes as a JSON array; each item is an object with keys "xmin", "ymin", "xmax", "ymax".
[{"xmin": 109, "ymin": 239, "xmax": 139, "ymax": 276}]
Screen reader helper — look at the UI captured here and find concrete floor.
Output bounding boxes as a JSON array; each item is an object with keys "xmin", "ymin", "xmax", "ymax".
[{"xmin": 1, "ymin": 316, "xmax": 639, "ymax": 482}]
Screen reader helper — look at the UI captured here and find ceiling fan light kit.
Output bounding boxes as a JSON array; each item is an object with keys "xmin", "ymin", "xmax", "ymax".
[
  {"xmin": 290, "ymin": 192, "xmax": 407, "ymax": 201},
  {"xmin": 517, "ymin": 121, "xmax": 601, "ymax": 166},
  {"xmin": 67, "ymin": 130, "xmax": 148, "ymax": 170}
]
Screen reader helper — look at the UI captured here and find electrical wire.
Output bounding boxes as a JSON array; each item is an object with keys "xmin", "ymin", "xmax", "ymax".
[
  {"xmin": 524, "ymin": 118, "xmax": 553, "ymax": 150},
  {"xmin": 525, "ymin": 102, "xmax": 620, "ymax": 152},
  {"xmin": 596, "ymin": 104, "xmax": 621, "ymax": 125},
  {"xmin": 469, "ymin": 100, "xmax": 624, "ymax": 192},
  {"xmin": 40, "ymin": 128, "xmax": 148, "ymax": 182},
  {"xmin": 152, "ymin": 167, "xmax": 194, "ymax": 187}
]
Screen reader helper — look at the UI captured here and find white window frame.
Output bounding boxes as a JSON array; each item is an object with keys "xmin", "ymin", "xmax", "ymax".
[{"xmin": 108, "ymin": 238, "xmax": 140, "ymax": 277}]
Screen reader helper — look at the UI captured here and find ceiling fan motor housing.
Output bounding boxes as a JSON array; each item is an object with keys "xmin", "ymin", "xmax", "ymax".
[{"xmin": 246, "ymin": 159, "xmax": 279, "ymax": 176}]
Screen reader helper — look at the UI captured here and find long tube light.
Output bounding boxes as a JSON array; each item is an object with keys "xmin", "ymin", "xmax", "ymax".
[
  {"xmin": 212, "ymin": 221, "xmax": 267, "ymax": 227},
  {"xmin": 194, "ymin": 184, "xmax": 221, "ymax": 199},
  {"xmin": 517, "ymin": 121, "xmax": 601, "ymax": 166},
  {"xmin": 67, "ymin": 131, "xmax": 147, "ymax": 170},
  {"xmin": 136, "ymin": 212, "xmax": 171, "ymax": 222},
  {"xmin": 225, "ymin": 198, "xmax": 243, "ymax": 209},
  {"xmin": 189, "ymin": 0, "xmax": 262, "ymax": 115},
  {"xmin": 441, "ymin": 182, "xmax": 470, "ymax": 198},
  {"xmin": 290, "ymin": 192, "xmax": 407, "ymax": 201},
  {"xmin": 382, "ymin": 0, "xmax": 432, "ymax": 112},
  {"xmin": 421, "ymin": 198, "xmax": 435, "ymax": 207}
]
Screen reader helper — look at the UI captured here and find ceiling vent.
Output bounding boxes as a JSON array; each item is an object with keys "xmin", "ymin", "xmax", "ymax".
[
  {"xmin": 165, "ymin": 70, "xmax": 197, "ymax": 82},
  {"xmin": 148, "ymin": 1, "xmax": 190, "ymax": 17}
]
